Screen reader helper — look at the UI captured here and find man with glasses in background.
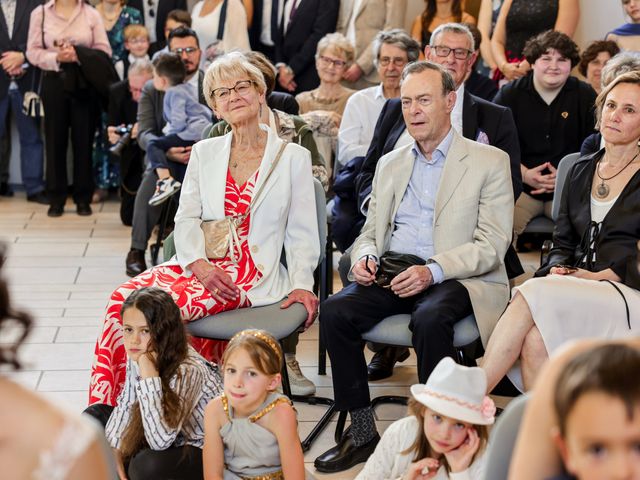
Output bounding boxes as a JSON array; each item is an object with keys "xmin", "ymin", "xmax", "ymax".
[
  {"xmin": 331, "ymin": 29, "xmax": 420, "ymax": 252},
  {"xmin": 128, "ymin": 0, "xmax": 187, "ymax": 55},
  {"xmin": 125, "ymin": 27, "xmax": 208, "ymax": 276},
  {"xmin": 351, "ymin": 23, "xmax": 524, "ymax": 381}
]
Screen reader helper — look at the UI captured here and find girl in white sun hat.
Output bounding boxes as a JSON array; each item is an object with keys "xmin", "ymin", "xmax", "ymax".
[{"xmin": 356, "ymin": 357, "xmax": 495, "ymax": 480}]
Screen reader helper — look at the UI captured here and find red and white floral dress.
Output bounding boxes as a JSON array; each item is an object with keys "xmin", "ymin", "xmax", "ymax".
[{"xmin": 89, "ymin": 169, "xmax": 262, "ymax": 406}]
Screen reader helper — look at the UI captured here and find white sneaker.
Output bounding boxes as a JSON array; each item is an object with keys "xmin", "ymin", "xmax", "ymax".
[
  {"xmin": 285, "ymin": 354, "xmax": 316, "ymax": 396},
  {"xmin": 149, "ymin": 177, "xmax": 181, "ymax": 206}
]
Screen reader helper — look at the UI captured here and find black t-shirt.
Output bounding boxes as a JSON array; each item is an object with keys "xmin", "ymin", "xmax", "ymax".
[{"xmin": 494, "ymin": 74, "xmax": 597, "ymax": 201}]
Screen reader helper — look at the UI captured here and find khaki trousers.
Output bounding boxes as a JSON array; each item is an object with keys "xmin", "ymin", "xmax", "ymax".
[{"xmin": 513, "ymin": 193, "xmax": 553, "ymax": 243}]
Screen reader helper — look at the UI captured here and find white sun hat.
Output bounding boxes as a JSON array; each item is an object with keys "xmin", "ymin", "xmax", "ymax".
[{"xmin": 410, "ymin": 357, "xmax": 496, "ymax": 425}]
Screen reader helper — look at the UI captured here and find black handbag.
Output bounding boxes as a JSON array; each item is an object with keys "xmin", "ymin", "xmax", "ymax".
[{"xmin": 375, "ymin": 251, "xmax": 426, "ymax": 288}]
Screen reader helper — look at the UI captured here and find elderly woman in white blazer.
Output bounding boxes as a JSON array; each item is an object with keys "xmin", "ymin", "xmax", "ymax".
[{"xmin": 89, "ymin": 53, "xmax": 320, "ymax": 407}]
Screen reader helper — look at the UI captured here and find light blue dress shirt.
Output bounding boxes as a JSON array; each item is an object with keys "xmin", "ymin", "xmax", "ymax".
[{"xmin": 388, "ymin": 128, "xmax": 455, "ymax": 284}]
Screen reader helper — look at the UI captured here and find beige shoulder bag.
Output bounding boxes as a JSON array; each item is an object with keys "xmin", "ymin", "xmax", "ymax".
[{"xmin": 200, "ymin": 141, "xmax": 288, "ymax": 263}]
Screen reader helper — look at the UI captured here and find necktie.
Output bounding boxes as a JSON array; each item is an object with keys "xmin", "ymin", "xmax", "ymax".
[{"xmin": 271, "ymin": 0, "xmax": 279, "ymax": 41}]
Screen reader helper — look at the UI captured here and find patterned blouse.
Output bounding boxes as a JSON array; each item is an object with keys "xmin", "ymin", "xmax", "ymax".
[{"xmin": 106, "ymin": 6, "xmax": 143, "ymax": 64}]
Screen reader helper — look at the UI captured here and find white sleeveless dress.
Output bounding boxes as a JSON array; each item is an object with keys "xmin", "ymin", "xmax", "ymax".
[{"xmin": 507, "ymin": 194, "xmax": 640, "ymax": 391}]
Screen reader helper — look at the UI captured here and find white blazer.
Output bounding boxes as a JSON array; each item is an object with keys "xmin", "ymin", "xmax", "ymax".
[{"xmin": 169, "ymin": 125, "xmax": 320, "ymax": 306}]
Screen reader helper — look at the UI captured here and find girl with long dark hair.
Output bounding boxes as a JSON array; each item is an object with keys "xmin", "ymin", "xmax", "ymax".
[{"xmin": 104, "ymin": 287, "xmax": 222, "ymax": 480}]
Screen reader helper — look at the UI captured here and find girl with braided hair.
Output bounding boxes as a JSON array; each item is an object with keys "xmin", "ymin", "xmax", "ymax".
[{"xmin": 203, "ymin": 329, "xmax": 306, "ymax": 480}]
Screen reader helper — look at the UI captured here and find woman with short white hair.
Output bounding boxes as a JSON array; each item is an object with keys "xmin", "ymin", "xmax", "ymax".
[{"xmin": 89, "ymin": 52, "xmax": 320, "ymax": 407}]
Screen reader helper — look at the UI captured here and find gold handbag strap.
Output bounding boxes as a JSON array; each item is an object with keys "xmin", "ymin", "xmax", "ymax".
[{"xmin": 246, "ymin": 140, "xmax": 288, "ymax": 211}]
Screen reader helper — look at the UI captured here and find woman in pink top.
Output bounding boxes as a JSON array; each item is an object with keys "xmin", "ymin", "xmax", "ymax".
[{"xmin": 26, "ymin": 0, "xmax": 112, "ymax": 218}]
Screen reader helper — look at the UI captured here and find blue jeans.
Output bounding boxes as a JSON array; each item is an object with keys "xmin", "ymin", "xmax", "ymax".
[{"xmin": 0, "ymin": 89, "xmax": 45, "ymax": 195}]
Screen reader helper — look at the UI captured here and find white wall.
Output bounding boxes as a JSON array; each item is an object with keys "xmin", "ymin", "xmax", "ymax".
[{"xmin": 575, "ymin": 0, "xmax": 626, "ymax": 49}]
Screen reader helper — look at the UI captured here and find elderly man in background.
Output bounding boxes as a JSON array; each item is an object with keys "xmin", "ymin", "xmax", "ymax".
[
  {"xmin": 337, "ymin": 29, "xmax": 420, "ymax": 168},
  {"xmin": 331, "ymin": 29, "xmax": 420, "ymax": 252},
  {"xmin": 336, "ymin": 0, "xmax": 407, "ymax": 90},
  {"xmin": 107, "ymin": 59, "xmax": 154, "ymax": 226},
  {"xmin": 315, "ymin": 60, "xmax": 513, "ymax": 473}
]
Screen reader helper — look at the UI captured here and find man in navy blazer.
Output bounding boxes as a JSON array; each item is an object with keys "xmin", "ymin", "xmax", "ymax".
[
  {"xmin": 272, "ymin": 0, "xmax": 339, "ymax": 94},
  {"xmin": 0, "ymin": 0, "xmax": 46, "ymax": 203},
  {"xmin": 352, "ymin": 23, "xmax": 523, "ymax": 381},
  {"xmin": 127, "ymin": 0, "xmax": 187, "ymax": 54}
]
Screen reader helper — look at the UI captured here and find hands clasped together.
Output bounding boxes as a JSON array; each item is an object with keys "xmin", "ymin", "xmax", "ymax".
[
  {"xmin": 192, "ymin": 259, "xmax": 319, "ymax": 329},
  {"xmin": 523, "ymin": 162, "xmax": 557, "ymax": 195},
  {"xmin": 352, "ymin": 257, "xmax": 433, "ymax": 298}
]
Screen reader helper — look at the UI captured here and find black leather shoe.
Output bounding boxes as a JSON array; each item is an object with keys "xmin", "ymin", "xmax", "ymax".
[
  {"xmin": 0, "ymin": 182, "xmax": 13, "ymax": 197},
  {"xmin": 27, "ymin": 191, "xmax": 49, "ymax": 205},
  {"xmin": 76, "ymin": 203, "xmax": 92, "ymax": 216},
  {"xmin": 47, "ymin": 204, "xmax": 64, "ymax": 217},
  {"xmin": 314, "ymin": 431, "xmax": 380, "ymax": 473},
  {"xmin": 126, "ymin": 249, "xmax": 147, "ymax": 277},
  {"xmin": 367, "ymin": 346, "xmax": 410, "ymax": 381}
]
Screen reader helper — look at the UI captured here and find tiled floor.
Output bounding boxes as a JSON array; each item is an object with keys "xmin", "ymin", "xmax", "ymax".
[{"xmin": 0, "ymin": 193, "xmax": 539, "ymax": 478}]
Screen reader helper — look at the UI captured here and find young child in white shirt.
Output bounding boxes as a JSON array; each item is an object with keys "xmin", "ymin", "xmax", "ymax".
[{"xmin": 357, "ymin": 357, "xmax": 494, "ymax": 480}]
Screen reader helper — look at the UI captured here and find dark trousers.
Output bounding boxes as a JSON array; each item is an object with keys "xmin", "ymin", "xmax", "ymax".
[
  {"xmin": 128, "ymin": 446, "xmax": 203, "ymax": 480},
  {"xmin": 0, "ymin": 89, "xmax": 45, "ymax": 195},
  {"xmin": 83, "ymin": 403, "xmax": 203, "ymax": 480},
  {"xmin": 320, "ymin": 280, "xmax": 473, "ymax": 411},
  {"xmin": 41, "ymin": 72, "xmax": 98, "ymax": 206},
  {"xmin": 146, "ymin": 134, "xmax": 192, "ymax": 173},
  {"xmin": 130, "ymin": 160, "xmax": 186, "ymax": 252}
]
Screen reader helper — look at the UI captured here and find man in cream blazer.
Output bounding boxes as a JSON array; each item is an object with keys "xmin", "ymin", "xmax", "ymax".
[
  {"xmin": 337, "ymin": 0, "xmax": 407, "ymax": 89},
  {"xmin": 314, "ymin": 61, "xmax": 513, "ymax": 473}
]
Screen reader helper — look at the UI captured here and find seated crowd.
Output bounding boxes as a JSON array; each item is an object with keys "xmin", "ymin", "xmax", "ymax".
[{"xmin": 1, "ymin": 0, "xmax": 640, "ymax": 479}]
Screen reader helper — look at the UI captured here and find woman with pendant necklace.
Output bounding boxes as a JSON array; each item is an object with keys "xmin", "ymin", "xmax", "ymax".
[{"xmin": 479, "ymin": 70, "xmax": 640, "ymax": 394}]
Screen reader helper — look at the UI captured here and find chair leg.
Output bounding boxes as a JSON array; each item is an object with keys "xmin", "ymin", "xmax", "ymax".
[
  {"xmin": 279, "ymin": 339, "xmax": 337, "ymax": 452},
  {"xmin": 318, "ymin": 334, "xmax": 327, "ymax": 376},
  {"xmin": 150, "ymin": 197, "xmax": 173, "ymax": 266},
  {"xmin": 317, "ymin": 224, "xmax": 333, "ymax": 376}
]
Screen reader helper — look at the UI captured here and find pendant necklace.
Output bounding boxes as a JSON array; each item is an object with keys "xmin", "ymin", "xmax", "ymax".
[{"xmin": 595, "ymin": 150, "xmax": 640, "ymax": 199}]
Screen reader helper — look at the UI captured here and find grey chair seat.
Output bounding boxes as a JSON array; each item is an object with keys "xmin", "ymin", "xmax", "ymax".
[
  {"xmin": 362, "ymin": 313, "xmax": 479, "ymax": 349},
  {"xmin": 186, "ymin": 302, "xmax": 307, "ymax": 341},
  {"xmin": 482, "ymin": 394, "xmax": 529, "ymax": 480}
]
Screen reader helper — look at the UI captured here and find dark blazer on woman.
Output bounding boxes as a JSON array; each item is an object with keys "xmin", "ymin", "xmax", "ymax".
[{"xmin": 537, "ymin": 151, "xmax": 640, "ymax": 290}]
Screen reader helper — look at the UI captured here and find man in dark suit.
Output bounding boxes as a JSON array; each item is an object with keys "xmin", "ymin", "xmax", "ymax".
[
  {"xmin": 0, "ymin": 0, "xmax": 46, "ymax": 203},
  {"xmin": 272, "ymin": 0, "xmax": 339, "ymax": 94},
  {"xmin": 353, "ymin": 23, "xmax": 523, "ymax": 380},
  {"xmin": 127, "ymin": 0, "xmax": 187, "ymax": 55}
]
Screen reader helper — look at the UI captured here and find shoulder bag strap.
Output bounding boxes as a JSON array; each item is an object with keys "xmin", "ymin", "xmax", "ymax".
[
  {"xmin": 247, "ymin": 140, "xmax": 288, "ymax": 210},
  {"xmin": 216, "ymin": 0, "xmax": 228, "ymax": 41},
  {"xmin": 32, "ymin": 1, "xmax": 46, "ymax": 94},
  {"xmin": 41, "ymin": 1, "xmax": 46, "ymax": 49}
]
